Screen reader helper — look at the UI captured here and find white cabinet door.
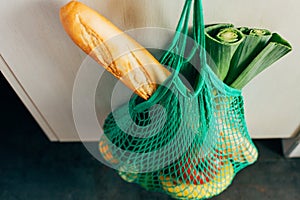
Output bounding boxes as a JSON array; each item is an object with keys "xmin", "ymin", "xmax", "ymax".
[
  {"xmin": 0, "ymin": 0, "xmax": 84, "ymax": 141},
  {"xmin": 0, "ymin": 0, "xmax": 299, "ymax": 141}
]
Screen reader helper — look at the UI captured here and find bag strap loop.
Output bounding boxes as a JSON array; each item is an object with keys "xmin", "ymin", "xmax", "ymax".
[
  {"xmin": 160, "ymin": 0, "xmax": 193, "ymax": 75},
  {"xmin": 193, "ymin": 0, "xmax": 208, "ymax": 96}
]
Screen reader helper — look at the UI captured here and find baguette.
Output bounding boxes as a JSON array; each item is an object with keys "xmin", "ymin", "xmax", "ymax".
[{"xmin": 60, "ymin": 1, "xmax": 170, "ymax": 100}]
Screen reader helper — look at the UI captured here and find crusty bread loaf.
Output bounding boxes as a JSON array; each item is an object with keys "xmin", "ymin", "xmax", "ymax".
[{"xmin": 60, "ymin": 1, "xmax": 170, "ymax": 100}]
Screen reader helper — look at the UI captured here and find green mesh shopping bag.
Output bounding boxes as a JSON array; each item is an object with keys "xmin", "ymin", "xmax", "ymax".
[{"xmin": 99, "ymin": 0, "xmax": 258, "ymax": 199}]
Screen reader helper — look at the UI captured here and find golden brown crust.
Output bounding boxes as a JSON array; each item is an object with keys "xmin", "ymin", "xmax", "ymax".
[{"xmin": 60, "ymin": 1, "xmax": 170, "ymax": 99}]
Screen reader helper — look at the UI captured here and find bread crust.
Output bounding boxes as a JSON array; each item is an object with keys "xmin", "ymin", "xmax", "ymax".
[{"xmin": 60, "ymin": 1, "xmax": 170, "ymax": 99}]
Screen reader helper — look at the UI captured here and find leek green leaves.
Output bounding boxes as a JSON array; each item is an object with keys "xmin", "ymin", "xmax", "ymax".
[{"xmin": 205, "ymin": 24, "xmax": 292, "ymax": 89}]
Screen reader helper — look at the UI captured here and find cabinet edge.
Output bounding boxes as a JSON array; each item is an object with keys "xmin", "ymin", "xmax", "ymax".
[
  {"xmin": 282, "ymin": 125, "xmax": 300, "ymax": 158},
  {"xmin": 0, "ymin": 54, "xmax": 58, "ymax": 141}
]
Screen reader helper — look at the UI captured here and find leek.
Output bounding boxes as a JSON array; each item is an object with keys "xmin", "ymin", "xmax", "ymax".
[
  {"xmin": 230, "ymin": 33, "xmax": 292, "ymax": 89},
  {"xmin": 205, "ymin": 24, "xmax": 245, "ymax": 81},
  {"xmin": 224, "ymin": 27, "xmax": 272, "ymax": 85}
]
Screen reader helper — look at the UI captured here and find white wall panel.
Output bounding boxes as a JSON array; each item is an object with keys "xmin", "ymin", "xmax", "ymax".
[{"xmin": 0, "ymin": 0, "xmax": 298, "ymax": 140}]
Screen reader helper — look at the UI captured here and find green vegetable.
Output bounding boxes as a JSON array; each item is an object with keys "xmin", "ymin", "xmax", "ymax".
[
  {"xmin": 230, "ymin": 33, "xmax": 292, "ymax": 89},
  {"xmin": 205, "ymin": 24, "xmax": 245, "ymax": 81},
  {"xmin": 204, "ymin": 24, "xmax": 292, "ymax": 89},
  {"xmin": 224, "ymin": 27, "xmax": 272, "ymax": 85}
]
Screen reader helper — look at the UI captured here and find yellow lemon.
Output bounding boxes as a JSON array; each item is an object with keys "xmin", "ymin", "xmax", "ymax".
[
  {"xmin": 99, "ymin": 136, "xmax": 119, "ymax": 165},
  {"xmin": 160, "ymin": 161, "xmax": 234, "ymax": 199}
]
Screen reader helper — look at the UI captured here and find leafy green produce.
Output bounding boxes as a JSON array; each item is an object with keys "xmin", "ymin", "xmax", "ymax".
[
  {"xmin": 224, "ymin": 27, "xmax": 272, "ymax": 85},
  {"xmin": 230, "ymin": 33, "xmax": 292, "ymax": 89},
  {"xmin": 205, "ymin": 24, "xmax": 245, "ymax": 81},
  {"xmin": 204, "ymin": 24, "xmax": 292, "ymax": 89}
]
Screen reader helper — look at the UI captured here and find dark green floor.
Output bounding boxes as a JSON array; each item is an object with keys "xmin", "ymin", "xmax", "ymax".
[{"xmin": 1, "ymin": 72, "xmax": 300, "ymax": 200}]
